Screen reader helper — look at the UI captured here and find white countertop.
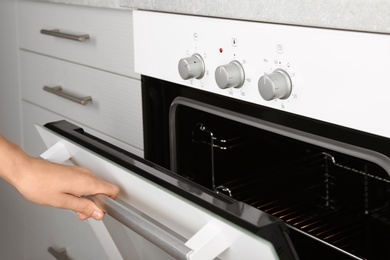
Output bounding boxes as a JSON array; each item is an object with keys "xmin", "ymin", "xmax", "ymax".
[{"xmin": 38, "ymin": 0, "xmax": 390, "ymax": 34}]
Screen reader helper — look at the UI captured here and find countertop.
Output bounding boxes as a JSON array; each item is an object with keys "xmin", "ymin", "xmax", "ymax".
[{"xmin": 37, "ymin": 0, "xmax": 390, "ymax": 34}]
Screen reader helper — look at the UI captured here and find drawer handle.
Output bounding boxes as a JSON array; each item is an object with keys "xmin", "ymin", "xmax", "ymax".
[
  {"xmin": 43, "ymin": 86, "xmax": 92, "ymax": 105},
  {"xmin": 47, "ymin": 247, "xmax": 70, "ymax": 260},
  {"xmin": 40, "ymin": 29, "xmax": 90, "ymax": 42}
]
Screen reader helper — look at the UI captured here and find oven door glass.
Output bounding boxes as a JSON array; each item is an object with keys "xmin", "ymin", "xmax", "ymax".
[
  {"xmin": 169, "ymin": 97, "xmax": 390, "ymax": 260},
  {"xmin": 36, "ymin": 120, "xmax": 292, "ymax": 260}
]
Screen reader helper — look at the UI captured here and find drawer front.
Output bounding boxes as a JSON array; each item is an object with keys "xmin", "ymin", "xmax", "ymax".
[
  {"xmin": 20, "ymin": 51, "xmax": 143, "ymax": 151},
  {"xmin": 23, "ymin": 201, "xmax": 110, "ymax": 260},
  {"xmin": 21, "ymin": 101, "xmax": 143, "ymax": 158},
  {"xmin": 18, "ymin": 1, "xmax": 139, "ymax": 79}
]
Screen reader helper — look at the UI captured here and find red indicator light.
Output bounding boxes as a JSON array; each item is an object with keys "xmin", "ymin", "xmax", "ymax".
[{"xmin": 219, "ymin": 48, "xmax": 223, "ymax": 53}]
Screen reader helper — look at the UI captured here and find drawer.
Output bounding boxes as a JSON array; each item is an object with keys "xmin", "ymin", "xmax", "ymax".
[
  {"xmin": 22, "ymin": 201, "xmax": 111, "ymax": 260},
  {"xmin": 18, "ymin": 1, "xmax": 139, "ymax": 79},
  {"xmin": 21, "ymin": 101, "xmax": 143, "ymax": 158},
  {"xmin": 20, "ymin": 51, "xmax": 143, "ymax": 151}
]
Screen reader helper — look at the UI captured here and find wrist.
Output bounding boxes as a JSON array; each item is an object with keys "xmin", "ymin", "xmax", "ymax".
[{"xmin": 0, "ymin": 135, "xmax": 32, "ymax": 188}]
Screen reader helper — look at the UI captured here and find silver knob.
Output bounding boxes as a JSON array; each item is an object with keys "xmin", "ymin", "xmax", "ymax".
[
  {"xmin": 178, "ymin": 54, "xmax": 205, "ymax": 80},
  {"xmin": 215, "ymin": 60, "xmax": 245, "ymax": 89},
  {"xmin": 258, "ymin": 69, "xmax": 292, "ymax": 101}
]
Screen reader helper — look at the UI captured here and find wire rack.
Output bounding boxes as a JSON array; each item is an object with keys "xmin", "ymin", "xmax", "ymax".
[{"xmin": 222, "ymin": 153, "xmax": 390, "ymax": 259}]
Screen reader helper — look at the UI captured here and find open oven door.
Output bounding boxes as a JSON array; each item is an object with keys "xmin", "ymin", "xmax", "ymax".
[{"xmin": 36, "ymin": 120, "xmax": 297, "ymax": 260}]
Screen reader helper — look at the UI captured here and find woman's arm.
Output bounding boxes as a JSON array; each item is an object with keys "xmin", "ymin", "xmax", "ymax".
[{"xmin": 0, "ymin": 135, "xmax": 119, "ymax": 220}]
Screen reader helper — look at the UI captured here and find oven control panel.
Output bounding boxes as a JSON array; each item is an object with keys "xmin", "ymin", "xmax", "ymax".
[{"xmin": 133, "ymin": 10, "xmax": 390, "ymax": 138}]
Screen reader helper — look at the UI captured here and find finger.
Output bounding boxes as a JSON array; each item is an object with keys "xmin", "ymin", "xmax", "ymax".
[
  {"xmin": 60, "ymin": 195, "xmax": 105, "ymax": 220},
  {"xmin": 100, "ymin": 182, "xmax": 120, "ymax": 199},
  {"xmin": 65, "ymin": 174, "xmax": 120, "ymax": 199}
]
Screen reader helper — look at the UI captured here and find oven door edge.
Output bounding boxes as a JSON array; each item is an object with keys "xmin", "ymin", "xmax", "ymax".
[{"xmin": 36, "ymin": 120, "xmax": 289, "ymax": 260}]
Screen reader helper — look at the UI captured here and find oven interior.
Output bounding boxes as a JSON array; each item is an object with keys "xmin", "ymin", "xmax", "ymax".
[{"xmin": 173, "ymin": 105, "xmax": 390, "ymax": 260}]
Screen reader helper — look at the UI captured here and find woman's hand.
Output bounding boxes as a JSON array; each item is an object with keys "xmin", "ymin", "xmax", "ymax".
[
  {"xmin": 0, "ymin": 135, "xmax": 120, "ymax": 220},
  {"xmin": 16, "ymin": 158, "xmax": 119, "ymax": 220}
]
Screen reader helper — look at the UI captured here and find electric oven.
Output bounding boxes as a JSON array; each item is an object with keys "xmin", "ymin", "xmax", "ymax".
[
  {"xmin": 135, "ymin": 10, "xmax": 390, "ymax": 260},
  {"xmin": 37, "ymin": 10, "xmax": 390, "ymax": 260}
]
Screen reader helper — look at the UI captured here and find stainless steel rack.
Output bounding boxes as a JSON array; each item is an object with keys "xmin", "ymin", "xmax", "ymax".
[{"xmin": 223, "ymin": 153, "xmax": 390, "ymax": 260}]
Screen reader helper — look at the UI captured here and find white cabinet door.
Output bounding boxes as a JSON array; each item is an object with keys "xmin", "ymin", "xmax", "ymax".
[{"xmin": 37, "ymin": 120, "xmax": 280, "ymax": 260}]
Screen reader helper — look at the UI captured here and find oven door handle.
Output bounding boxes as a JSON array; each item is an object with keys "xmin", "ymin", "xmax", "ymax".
[
  {"xmin": 40, "ymin": 140, "xmax": 231, "ymax": 260},
  {"xmin": 90, "ymin": 195, "xmax": 230, "ymax": 260},
  {"xmin": 88, "ymin": 194, "xmax": 194, "ymax": 260}
]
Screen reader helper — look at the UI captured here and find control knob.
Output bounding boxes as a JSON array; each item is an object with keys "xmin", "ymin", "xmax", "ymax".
[
  {"xmin": 215, "ymin": 60, "xmax": 245, "ymax": 89},
  {"xmin": 178, "ymin": 54, "xmax": 205, "ymax": 80},
  {"xmin": 258, "ymin": 69, "xmax": 292, "ymax": 100}
]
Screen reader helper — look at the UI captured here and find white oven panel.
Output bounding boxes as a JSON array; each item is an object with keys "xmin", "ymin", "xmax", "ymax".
[{"xmin": 133, "ymin": 10, "xmax": 390, "ymax": 138}]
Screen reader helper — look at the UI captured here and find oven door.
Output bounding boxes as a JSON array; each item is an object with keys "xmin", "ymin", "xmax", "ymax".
[{"xmin": 36, "ymin": 120, "xmax": 294, "ymax": 260}]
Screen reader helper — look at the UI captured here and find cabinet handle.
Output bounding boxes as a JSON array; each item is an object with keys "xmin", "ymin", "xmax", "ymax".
[
  {"xmin": 89, "ymin": 194, "xmax": 194, "ymax": 260},
  {"xmin": 43, "ymin": 86, "xmax": 92, "ymax": 105},
  {"xmin": 40, "ymin": 29, "xmax": 90, "ymax": 42},
  {"xmin": 47, "ymin": 247, "xmax": 71, "ymax": 260}
]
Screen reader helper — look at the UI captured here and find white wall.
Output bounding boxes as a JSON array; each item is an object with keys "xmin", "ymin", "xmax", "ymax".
[
  {"xmin": 0, "ymin": 0, "xmax": 21, "ymax": 144},
  {"xmin": 0, "ymin": 1, "xmax": 26, "ymax": 259}
]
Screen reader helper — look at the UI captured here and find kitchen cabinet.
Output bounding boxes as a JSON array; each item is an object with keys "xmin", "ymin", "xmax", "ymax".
[
  {"xmin": 18, "ymin": 0, "xmax": 139, "ymax": 79},
  {"xmin": 6, "ymin": 0, "xmax": 143, "ymax": 259},
  {"xmin": 17, "ymin": 0, "xmax": 143, "ymax": 158},
  {"xmin": 20, "ymin": 51, "xmax": 143, "ymax": 154}
]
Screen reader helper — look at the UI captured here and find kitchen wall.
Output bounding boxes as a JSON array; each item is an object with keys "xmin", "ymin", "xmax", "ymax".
[
  {"xmin": 0, "ymin": 0, "xmax": 21, "ymax": 144},
  {"xmin": 0, "ymin": 1, "xmax": 26, "ymax": 259}
]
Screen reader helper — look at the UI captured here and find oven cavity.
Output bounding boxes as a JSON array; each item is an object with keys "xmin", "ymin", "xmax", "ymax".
[{"xmin": 174, "ymin": 108, "xmax": 390, "ymax": 260}]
